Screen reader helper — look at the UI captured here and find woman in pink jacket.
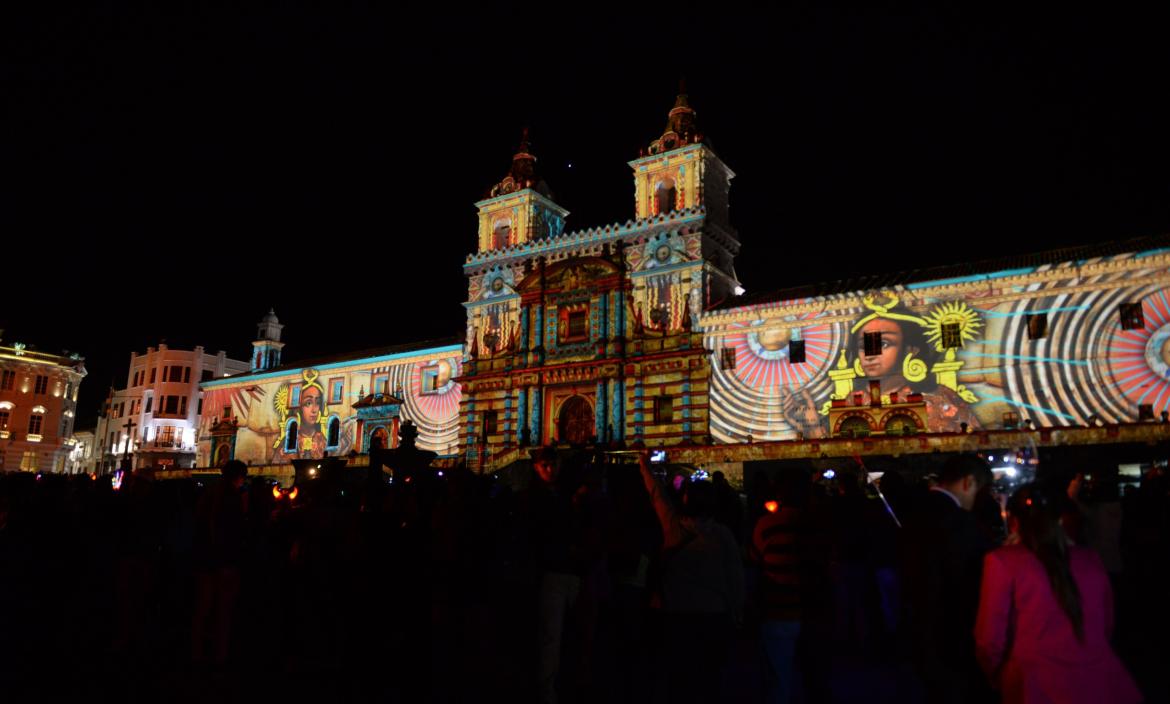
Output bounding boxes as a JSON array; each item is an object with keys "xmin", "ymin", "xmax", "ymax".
[{"xmin": 974, "ymin": 483, "xmax": 1142, "ymax": 703}]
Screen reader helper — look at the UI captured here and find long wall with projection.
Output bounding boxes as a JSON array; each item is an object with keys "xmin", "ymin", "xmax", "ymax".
[{"xmin": 700, "ymin": 243, "xmax": 1170, "ymax": 442}]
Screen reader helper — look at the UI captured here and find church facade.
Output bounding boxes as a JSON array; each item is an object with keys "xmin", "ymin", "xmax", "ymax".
[
  {"xmin": 194, "ymin": 91, "xmax": 1170, "ymax": 472},
  {"xmin": 457, "ymin": 91, "xmax": 1170, "ymax": 470}
]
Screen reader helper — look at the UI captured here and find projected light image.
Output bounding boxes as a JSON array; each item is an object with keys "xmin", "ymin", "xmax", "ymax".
[{"xmin": 706, "ymin": 253, "xmax": 1170, "ymax": 442}]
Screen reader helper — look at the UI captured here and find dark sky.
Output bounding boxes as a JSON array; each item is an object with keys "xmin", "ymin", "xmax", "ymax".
[{"xmin": 3, "ymin": 4, "xmax": 1169, "ymax": 427}]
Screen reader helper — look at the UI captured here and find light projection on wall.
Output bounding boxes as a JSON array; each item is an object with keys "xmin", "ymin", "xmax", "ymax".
[
  {"xmin": 708, "ymin": 258, "xmax": 1170, "ymax": 443},
  {"xmin": 198, "ymin": 352, "xmax": 462, "ymax": 465}
]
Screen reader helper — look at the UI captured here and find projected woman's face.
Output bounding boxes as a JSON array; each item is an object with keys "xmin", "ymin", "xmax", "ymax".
[
  {"xmin": 857, "ymin": 318, "xmax": 912, "ymax": 382},
  {"xmin": 300, "ymin": 386, "xmax": 322, "ymax": 427}
]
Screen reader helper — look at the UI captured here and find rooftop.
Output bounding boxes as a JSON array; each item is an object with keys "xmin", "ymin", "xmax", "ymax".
[{"xmin": 719, "ymin": 232, "xmax": 1170, "ymax": 310}]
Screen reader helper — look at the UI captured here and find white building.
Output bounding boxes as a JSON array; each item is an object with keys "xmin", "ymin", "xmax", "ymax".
[
  {"xmin": 93, "ymin": 343, "xmax": 250, "ymax": 472},
  {"xmin": 67, "ymin": 429, "xmax": 95, "ymax": 474}
]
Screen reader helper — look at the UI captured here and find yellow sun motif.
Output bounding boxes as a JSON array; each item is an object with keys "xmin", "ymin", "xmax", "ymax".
[{"xmin": 923, "ymin": 301, "xmax": 983, "ymax": 352}]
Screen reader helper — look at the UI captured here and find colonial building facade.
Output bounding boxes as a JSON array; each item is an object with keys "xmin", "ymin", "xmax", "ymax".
[
  {"xmin": 458, "ymin": 95, "xmax": 735, "ymax": 468},
  {"xmin": 196, "ymin": 313, "xmax": 462, "ymax": 468},
  {"xmin": 93, "ymin": 342, "xmax": 250, "ymax": 472},
  {"xmin": 457, "ymin": 91, "xmax": 1170, "ymax": 471},
  {"xmin": 0, "ymin": 342, "xmax": 86, "ymax": 472}
]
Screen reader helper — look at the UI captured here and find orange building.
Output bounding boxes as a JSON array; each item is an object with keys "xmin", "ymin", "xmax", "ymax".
[{"xmin": 0, "ymin": 342, "xmax": 87, "ymax": 472}]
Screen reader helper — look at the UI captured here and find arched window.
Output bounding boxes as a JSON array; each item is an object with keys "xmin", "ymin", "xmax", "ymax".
[
  {"xmin": 839, "ymin": 416, "xmax": 871, "ymax": 438},
  {"xmin": 327, "ymin": 416, "xmax": 340, "ymax": 449},
  {"xmin": 286, "ymin": 420, "xmax": 298, "ymax": 452},
  {"xmin": 492, "ymin": 220, "xmax": 512, "ymax": 249},
  {"xmin": 655, "ymin": 178, "xmax": 677, "ymax": 214}
]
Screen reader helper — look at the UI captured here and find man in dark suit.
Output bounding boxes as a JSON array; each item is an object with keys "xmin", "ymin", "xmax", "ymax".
[{"xmin": 901, "ymin": 455, "xmax": 994, "ymax": 703}]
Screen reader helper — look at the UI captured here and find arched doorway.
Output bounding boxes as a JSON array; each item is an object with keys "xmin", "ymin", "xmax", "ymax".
[{"xmin": 557, "ymin": 395, "xmax": 594, "ymax": 445}]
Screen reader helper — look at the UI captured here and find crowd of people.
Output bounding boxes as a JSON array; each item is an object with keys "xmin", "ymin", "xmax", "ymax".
[{"xmin": 0, "ymin": 448, "xmax": 1166, "ymax": 703}]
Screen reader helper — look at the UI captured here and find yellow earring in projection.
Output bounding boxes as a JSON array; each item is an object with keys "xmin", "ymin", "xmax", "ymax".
[{"xmin": 902, "ymin": 351, "xmax": 928, "ymax": 383}]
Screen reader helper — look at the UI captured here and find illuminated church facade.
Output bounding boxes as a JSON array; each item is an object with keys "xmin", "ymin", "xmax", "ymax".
[
  {"xmin": 195, "ymin": 91, "xmax": 1170, "ymax": 472},
  {"xmin": 457, "ymin": 92, "xmax": 1170, "ymax": 470}
]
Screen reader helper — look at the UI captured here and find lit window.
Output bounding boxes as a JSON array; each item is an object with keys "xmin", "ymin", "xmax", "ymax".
[
  {"xmin": 330, "ymin": 379, "xmax": 344, "ymax": 404},
  {"xmin": 373, "ymin": 375, "xmax": 389, "ymax": 396},
  {"xmin": 289, "ymin": 385, "xmax": 301, "ymax": 408},
  {"xmin": 1119, "ymin": 303, "xmax": 1145, "ymax": 330},
  {"xmin": 941, "ymin": 323, "xmax": 963, "ymax": 349},
  {"xmin": 0, "ymin": 409, "xmax": 9, "ymax": 431},
  {"xmin": 789, "ymin": 339, "xmax": 806, "ymax": 364}
]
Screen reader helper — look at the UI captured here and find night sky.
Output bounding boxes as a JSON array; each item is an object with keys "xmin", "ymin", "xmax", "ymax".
[{"xmin": 4, "ymin": 5, "xmax": 1169, "ymax": 427}]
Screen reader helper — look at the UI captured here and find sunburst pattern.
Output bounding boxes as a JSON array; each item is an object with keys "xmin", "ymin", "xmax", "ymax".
[
  {"xmin": 723, "ymin": 315, "xmax": 836, "ymax": 389},
  {"xmin": 924, "ymin": 301, "xmax": 983, "ymax": 351},
  {"xmin": 1106, "ymin": 289, "xmax": 1170, "ymax": 414}
]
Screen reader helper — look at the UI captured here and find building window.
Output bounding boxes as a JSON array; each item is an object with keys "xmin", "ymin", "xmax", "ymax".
[
  {"xmin": 720, "ymin": 348, "xmax": 737, "ymax": 371},
  {"xmin": 568, "ymin": 310, "xmax": 587, "ymax": 338},
  {"xmin": 373, "ymin": 374, "xmax": 389, "ymax": 395},
  {"xmin": 483, "ymin": 410, "xmax": 499, "ymax": 436},
  {"xmin": 183, "ymin": 367, "xmax": 191, "ymax": 383},
  {"xmin": 180, "ymin": 396, "xmax": 188, "ymax": 417},
  {"xmin": 34, "ymin": 375, "xmax": 48, "ymax": 395},
  {"xmin": 66, "ymin": 382, "xmax": 73, "ymax": 398},
  {"xmin": 149, "ymin": 368, "xmax": 156, "ymax": 384},
  {"xmin": 158, "ymin": 426, "xmax": 176, "ymax": 446},
  {"xmin": 1026, "ymin": 312, "xmax": 1048, "ymax": 340},
  {"xmin": 789, "ymin": 339, "xmax": 807, "ymax": 364},
  {"xmin": 144, "ymin": 396, "xmax": 152, "ymax": 414},
  {"xmin": 197, "ymin": 397, "xmax": 203, "ymax": 416},
  {"xmin": 222, "ymin": 405, "xmax": 232, "ymax": 419},
  {"xmin": 289, "ymin": 385, "xmax": 301, "ymax": 408},
  {"xmin": 492, "ymin": 220, "xmax": 511, "ymax": 249},
  {"xmin": 1119, "ymin": 303, "xmax": 1145, "ymax": 330},
  {"xmin": 164, "ymin": 395, "xmax": 179, "ymax": 415},
  {"xmin": 327, "ymin": 417, "xmax": 340, "ymax": 448},
  {"xmin": 286, "ymin": 421, "xmax": 298, "ymax": 451},
  {"xmin": 20, "ymin": 451, "xmax": 37, "ymax": 472},
  {"xmin": 655, "ymin": 177, "xmax": 677, "ymax": 214},
  {"xmin": 201, "ymin": 369, "xmax": 213, "ymax": 382},
  {"xmin": 863, "ymin": 331, "xmax": 883, "ymax": 357},
  {"xmin": 28, "ymin": 413, "xmax": 43, "ymax": 436},
  {"xmin": 167, "ymin": 365, "xmax": 183, "ymax": 383},
  {"xmin": 940, "ymin": 322, "xmax": 963, "ymax": 349},
  {"xmin": 1, "ymin": 370, "xmax": 14, "ymax": 390},
  {"xmin": 655, "ymin": 396, "xmax": 674, "ymax": 424},
  {"xmin": 118, "ymin": 402, "xmax": 125, "ymax": 418},
  {"xmin": 0, "ymin": 409, "xmax": 9, "ymax": 431},
  {"xmin": 330, "ymin": 379, "xmax": 344, "ymax": 404}
]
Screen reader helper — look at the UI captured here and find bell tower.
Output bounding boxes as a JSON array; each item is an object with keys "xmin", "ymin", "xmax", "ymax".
[
  {"xmin": 629, "ymin": 85, "xmax": 735, "ymax": 228},
  {"xmin": 474, "ymin": 130, "xmax": 568, "ymax": 254},
  {"xmin": 251, "ymin": 309, "xmax": 285, "ymax": 372}
]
